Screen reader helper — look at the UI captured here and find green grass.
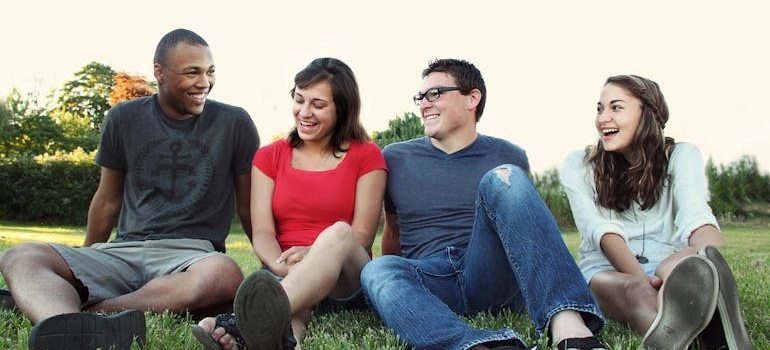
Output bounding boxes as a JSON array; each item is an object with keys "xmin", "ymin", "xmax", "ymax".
[{"xmin": 1, "ymin": 221, "xmax": 768, "ymax": 349}]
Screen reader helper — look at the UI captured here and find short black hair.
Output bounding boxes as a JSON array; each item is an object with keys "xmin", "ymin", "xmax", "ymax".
[
  {"xmin": 423, "ymin": 58, "xmax": 486, "ymax": 121},
  {"xmin": 153, "ymin": 28, "xmax": 208, "ymax": 66}
]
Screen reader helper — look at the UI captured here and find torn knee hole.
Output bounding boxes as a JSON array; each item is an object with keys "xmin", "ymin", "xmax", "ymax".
[{"xmin": 495, "ymin": 168, "xmax": 511, "ymax": 185}]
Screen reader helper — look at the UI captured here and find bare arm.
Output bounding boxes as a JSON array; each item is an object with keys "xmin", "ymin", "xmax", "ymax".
[
  {"xmin": 350, "ymin": 169, "xmax": 387, "ymax": 252},
  {"xmin": 380, "ymin": 212, "xmax": 402, "ymax": 256},
  {"xmin": 249, "ymin": 166, "xmax": 287, "ymax": 275},
  {"xmin": 234, "ymin": 171, "xmax": 253, "ymax": 242},
  {"xmin": 688, "ymin": 224, "xmax": 725, "ymax": 249},
  {"xmin": 84, "ymin": 167, "xmax": 124, "ymax": 246},
  {"xmin": 599, "ymin": 233, "xmax": 647, "ymax": 278}
]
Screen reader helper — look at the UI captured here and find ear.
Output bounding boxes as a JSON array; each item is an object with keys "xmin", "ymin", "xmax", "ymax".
[
  {"xmin": 466, "ymin": 88, "xmax": 482, "ymax": 111},
  {"xmin": 153, "ymin": 63, "xmax": 164, "ymax": 84}
]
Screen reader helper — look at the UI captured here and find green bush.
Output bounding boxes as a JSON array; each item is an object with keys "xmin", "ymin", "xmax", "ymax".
[
  {"xmin": 0, "ymin": 148, "xmax": 99, "ymax": 225},
  {"xmin": 372, "ymin": 112, "xmax": 423, "ymax": 149},
  {"xmin": 531, "ymin": 155, "xmax": 770, "ymax": 227},
  {"xmin": 533, "ymin": 169, "xmax": 574, "ymax": 229},
  {"xmin": 707, "ymin": 155, "xmax": 770, "ymax": 219}
]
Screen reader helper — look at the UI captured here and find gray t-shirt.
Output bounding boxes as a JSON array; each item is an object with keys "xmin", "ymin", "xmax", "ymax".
[
  {"xmin": 383, "ymin": 135, "xmax": 529, "ymax": 259},
  {"xmin": 96, "ymin": 95, "xmax": 259, "ymax": 252}
]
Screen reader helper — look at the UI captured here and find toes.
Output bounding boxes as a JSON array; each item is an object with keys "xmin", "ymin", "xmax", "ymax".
[{"xmin": 219, "ymin": 333, "xmax": 239, "ymax": 349}]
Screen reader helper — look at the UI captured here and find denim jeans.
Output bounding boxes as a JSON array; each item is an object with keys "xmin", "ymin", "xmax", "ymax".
[{"xmin": 361, "ymin": 165, "xmax": 604, "ymax": 350}]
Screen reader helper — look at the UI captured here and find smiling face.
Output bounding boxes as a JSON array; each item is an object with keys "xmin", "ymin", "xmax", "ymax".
[
  {"xmin": 292, "ymin": 80, "xmax": 337, "ymax": 146},
  {"xmin": 418, "ymin": 72, "xmax": 477, "ymax": 142},
  {"xmin": 596, "ymin": 83, "xmax": 644, "ymax": 159},
  {"xmin": 154, "ymin": 42, "xmax": 215, "ymax": 120}
]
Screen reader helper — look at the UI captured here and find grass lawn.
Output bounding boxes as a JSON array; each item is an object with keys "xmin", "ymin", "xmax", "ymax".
[{"xmin": 1, "ymin": 220, "xmax": 768, "ymax": 349}]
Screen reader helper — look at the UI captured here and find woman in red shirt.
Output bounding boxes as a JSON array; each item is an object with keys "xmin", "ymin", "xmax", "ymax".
[{"xmin": 194, "ymin": 58, "xmax": 387, "ymax": 350}]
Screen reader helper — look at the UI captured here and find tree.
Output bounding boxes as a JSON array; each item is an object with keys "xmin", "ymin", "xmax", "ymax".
[
  {"xmin": 50, "ymin": 62, "xmax": 116, "ymax": 153},
  {"xmin": 3, "ymin": 64, "xmax": 155, "ymax": 156},
  {"xmin": 109, "ymin": 72, "xmax": 156, "ymax": 106},
  {"xmin": 0, "ymin": 99, "xmax": 12, "ymax": 156},
  {"xmin": 372, "ymin": 112, "xmax": 423, "ymax": 148},
  {"xmin": 1, "ymin": 89, "xmax": 62, "ymax": 156},
  {"xmin": 55, "ymin": 109, "xmax": 99, "ymax": 152},
  {"xmin": 55, "ymin": 61, "xmax": 116, "ymax": 131}
]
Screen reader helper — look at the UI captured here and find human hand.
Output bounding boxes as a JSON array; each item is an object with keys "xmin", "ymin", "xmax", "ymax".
[
  {"xmin": 649, "ymin": 275, "xmax": 663, "ymax": 290},
  {"xmin": 276, "ymin": 246, "xmax": 311, "ymax": 265}
]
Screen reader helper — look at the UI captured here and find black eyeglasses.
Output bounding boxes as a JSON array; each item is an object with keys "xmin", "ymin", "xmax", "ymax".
[{"xmin": 413, "ymin": 87, "xmax": 461, "ymax": 106}]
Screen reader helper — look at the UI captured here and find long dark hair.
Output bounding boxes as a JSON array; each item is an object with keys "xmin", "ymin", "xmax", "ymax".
[
  {"xmin": 587, "ymin": 75, "xmax": 675, "ymax": 212},
  {"xmin": 287, "ymin": 58, "xmax": 369, "ymax": 156}
]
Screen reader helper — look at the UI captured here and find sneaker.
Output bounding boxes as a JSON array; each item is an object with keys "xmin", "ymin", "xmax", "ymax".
[
  {"xmin": 191, "ymin": 313, "xmax": 247, "ymax": 350},
  {"xmin": 0, "ymin": 289, "xmax": 16, "ymax": 310},
  {"xmin": 698, "ymin": 246, "xmax": 755, "ymax": 350},
  {"xmin": 642, "ymin": 255, "xmax": 718, "ymax": 350},
  {"xmin": 554, "ymin": 336, "xmax": 607, "ymax": 350},
  {"xmin": 28, "ymin": 309, "xmax": 146, "ymax": 350},
  {"xmin": 234, "ymin": 270, "xmax": 297, "ymax": 350},
  {"xmin": 696, "ymin": 311, "xmax": 729, "ymax": 350}
]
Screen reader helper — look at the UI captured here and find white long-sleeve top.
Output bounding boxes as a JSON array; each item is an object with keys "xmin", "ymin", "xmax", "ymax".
[{"xmin": 560, "ymin": 142, "xmax": 719, "ymax": 280}]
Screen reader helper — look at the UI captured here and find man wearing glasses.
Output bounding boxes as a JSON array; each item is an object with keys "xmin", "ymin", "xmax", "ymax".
[{"xmin": 361, "ymin": 59, "xmax": 607, "ymax": 350}]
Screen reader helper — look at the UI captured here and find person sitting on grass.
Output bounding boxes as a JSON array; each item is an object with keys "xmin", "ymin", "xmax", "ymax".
[
  {"xmin": 191, "ymin": 57, "xmax": 387, "ymax": 350},
  {"xmin": 360, "ymin": 58, "xmax": 608, "ymax": 350},
  {"xmin": 559, "ymin": 74, "xmax": 754, "ymax": 350},
  {"xmin": 0, "ymin": 28, "xmax": 259, "ymax": 350}
]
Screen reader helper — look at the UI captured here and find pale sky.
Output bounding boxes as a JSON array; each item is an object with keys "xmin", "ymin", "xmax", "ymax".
[{"xmin": 2, "ymin": 0, "xmax": 769, "ymax": 174}]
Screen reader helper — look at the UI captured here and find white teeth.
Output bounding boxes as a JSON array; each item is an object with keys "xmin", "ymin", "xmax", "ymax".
[
  {"xmin": 602, "ymin": 128, "xmax": 619, "ymax": 135},
  {"xmin": 300, "ymin": 121, "xmax": 316, "ymax": 127},
  {"xmin": 424, "ymin": 115, "xmax": 439, "ymax": 121}
]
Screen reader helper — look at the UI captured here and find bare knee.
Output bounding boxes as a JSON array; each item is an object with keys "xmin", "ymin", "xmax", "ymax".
[
  {"xmin": 0, "ymin": 242, "xmax": 61, "ymax": 276},
  {"xmin": 495, "ymin": 167, "xmax": 511, "ymax": 185},
  {"xmin": 186, "ymin": 255, "xmax": 243, "ymax": 305},
  {"xmin": 315, "ymin": 221, "xmax": 355, "ymax": 248}
]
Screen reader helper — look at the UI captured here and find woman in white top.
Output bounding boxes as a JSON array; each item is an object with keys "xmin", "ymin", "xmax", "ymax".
[{"xmin": 560, "ymin": 75, "xmax": 753, "ymax": 350}]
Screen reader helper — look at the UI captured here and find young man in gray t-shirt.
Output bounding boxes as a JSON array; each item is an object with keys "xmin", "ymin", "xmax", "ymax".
[{"xmin": 0, "ymin": 28, "xmax": 259, "ymax": 350}]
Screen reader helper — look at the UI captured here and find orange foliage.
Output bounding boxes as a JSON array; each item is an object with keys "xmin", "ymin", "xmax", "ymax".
[{"xmin": 109, "ymin": 73, "xmax": 156, "ymax": 106}]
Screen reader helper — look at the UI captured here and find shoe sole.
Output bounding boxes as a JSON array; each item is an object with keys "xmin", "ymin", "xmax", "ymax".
[
  {"xmin": 642, "ymin": 255, "xmax": 718, "ymax": 350},
  {"xmin": 28, "ymin": 309, "xmax": 146, "ymax": 350},
  {"xmin": 701, "ymin": 246, "xmax": 755, "ymax": 350},
  {"xmin": 234, "ymin": 270, "xmax": 291, "ymax": 350},
  {"xmin": 191, "ymin": 324, "xmax": 224, "ymax": 350}
]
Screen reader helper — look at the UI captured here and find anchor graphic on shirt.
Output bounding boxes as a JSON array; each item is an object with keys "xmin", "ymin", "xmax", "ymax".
[{"xmin": 150, "ymin": 141, "xmax": 196, "ymax": 202}]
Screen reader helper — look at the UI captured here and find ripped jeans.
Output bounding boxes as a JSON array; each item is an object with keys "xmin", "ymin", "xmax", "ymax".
[{"xmin": 361, "ymin": 164, "xmax": 604, "ymax": 350}]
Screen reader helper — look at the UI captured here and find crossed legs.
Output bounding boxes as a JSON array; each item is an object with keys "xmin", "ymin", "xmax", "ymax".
[{"xmin": 197, "ymin": 221, "xmax": 369, "ymax": 349}]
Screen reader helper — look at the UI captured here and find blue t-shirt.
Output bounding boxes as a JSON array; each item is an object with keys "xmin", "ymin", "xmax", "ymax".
[
  {"xmin": 96, "ymin": 95, "xmax": 259, "ymax": 252},
  {"xmin": 383, "ymin": 135, "xmax": 529, "ymax": 259}
]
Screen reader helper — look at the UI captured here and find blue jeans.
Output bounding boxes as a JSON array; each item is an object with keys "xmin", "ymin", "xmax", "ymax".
[{"xmin": 361, "ymin": 165, "xmax": 604, "ymax": 350}]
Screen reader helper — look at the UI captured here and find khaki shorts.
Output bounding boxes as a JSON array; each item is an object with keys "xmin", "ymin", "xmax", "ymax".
[{"xmin": 50, "ymin": 238, "xmax": 225, "ymax": 307}]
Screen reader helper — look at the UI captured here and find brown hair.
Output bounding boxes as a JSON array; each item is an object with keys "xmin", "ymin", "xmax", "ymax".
[
  {"xmin": 287, "ymin": 58, "xmax": 369, "ymax": 156},
  {"xmin": 586, "ymin": 75, "xmax": 675, "ymax": 211}
]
